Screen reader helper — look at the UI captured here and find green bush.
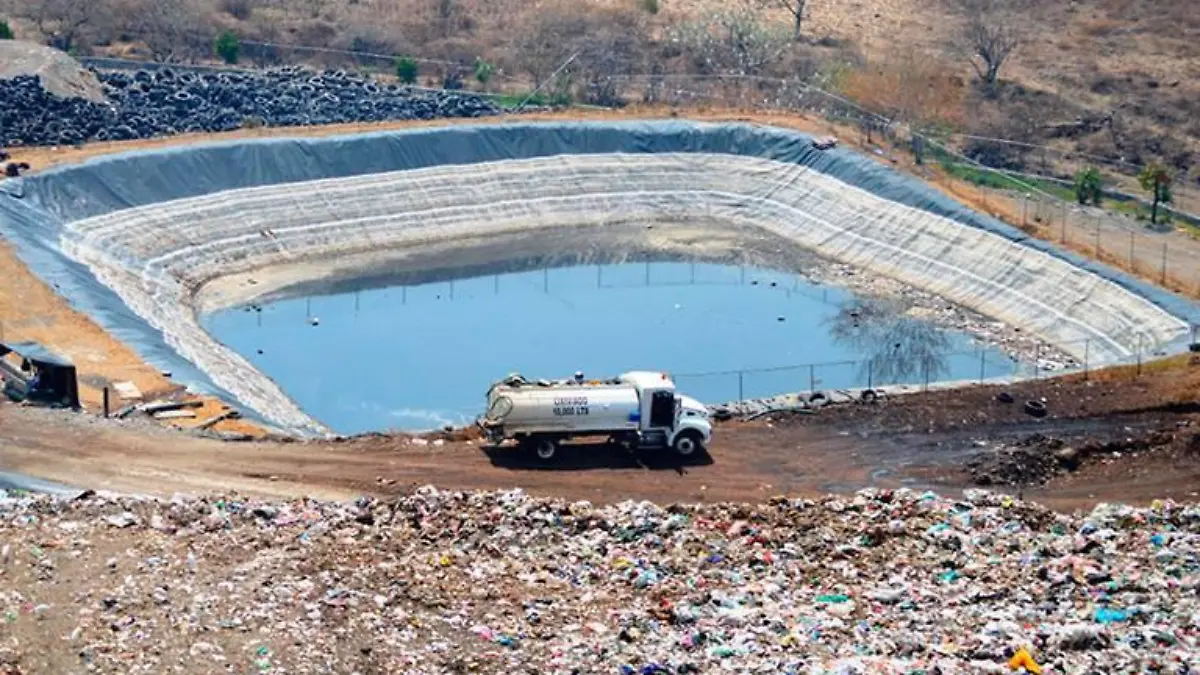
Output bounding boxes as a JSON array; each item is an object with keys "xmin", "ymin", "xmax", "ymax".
[
  {"xmin": 395, "ymin": 56, "xmax": 419, "ymax": 84},
  {"xmin": 641, "ymin": 0, "xmax": 659, "ymax": 14},
  {"xmin": 1074, "ymin": 166, "xmax": 1103, "ymax": 205},
  {"xmin": 473, "ymin": 58, "xmax": 494, "ymax": 86},
  {"xmin": 214, "ymin": 30, "xmax": 241, "ymax": 64},
  {"xmin": 0, "ymin": 20, "xmax": 14, "ymax": 40},
  {"xmin": 1138, "ymin": 162, "xmax": 1173, "ymax": 226}
]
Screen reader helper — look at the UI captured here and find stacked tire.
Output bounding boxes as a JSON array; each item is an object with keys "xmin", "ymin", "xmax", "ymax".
[{"xmin": 0, "ymin": 66, "xmax": 501, "ymax": 148}]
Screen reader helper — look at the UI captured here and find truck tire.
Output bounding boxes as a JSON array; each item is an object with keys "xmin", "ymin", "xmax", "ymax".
[
  {"xmin": 672, "ymin": 431, "xmax": 704, "ymax": 457},
  {"xmin": 531, "ymin": 437, "xmax": 559, "ymax": 462}
]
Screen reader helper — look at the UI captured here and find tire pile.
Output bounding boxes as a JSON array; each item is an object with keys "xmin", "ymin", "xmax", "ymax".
[{"xmin": 0, "ymin": 66, "xmax": 501, "ymax": 147}]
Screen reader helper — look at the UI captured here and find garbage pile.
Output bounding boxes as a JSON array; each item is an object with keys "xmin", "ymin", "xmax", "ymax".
[
  {"xmin": 0, "ymin": 65, "xmax": 500, "ymax": 148},
  {"xmin": 0, "ymin": 486, "xmax": 1197, "ymax": 673}
]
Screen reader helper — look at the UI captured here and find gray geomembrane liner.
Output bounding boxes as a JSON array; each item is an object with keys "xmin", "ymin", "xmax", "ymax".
[{"xmin": 1, "ymin": 120, "xmax": 1197, "ymax": 437}]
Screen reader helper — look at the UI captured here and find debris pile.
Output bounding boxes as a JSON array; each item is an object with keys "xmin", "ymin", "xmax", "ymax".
[
  {"xmin": 1, "ymin": 65, "xmax": 499, "ymax": 148},
  {"xmin": 967, "ymin": 431, "xmax": 1182, "ymax": 487},
  {"xmin": 1, "ymin": 486, "xmax": 1197, "ymax": 673}
]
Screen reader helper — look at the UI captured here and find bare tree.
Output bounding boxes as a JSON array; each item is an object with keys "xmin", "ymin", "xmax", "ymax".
[
  {"xmin": 19, "ymin": 0, "xmax": 107, "ymax": 52},
  {"xmin": 757, "ymin": 0, "xmax": 806, "ymax": 41},
  {"xmin": 125, "ymin": 0, "xmax": 208, "ymax": 62},
  {"xmin": 957, "ymin": 0, "xmax": 1023, "ymax": 86}
]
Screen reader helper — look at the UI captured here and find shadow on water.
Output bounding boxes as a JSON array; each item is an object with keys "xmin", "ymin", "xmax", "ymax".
[
  {"xmin": 825, "ymin": 297, "xmax": 955, "ymax": 385},
  {"xmin": 481, "ymin": 441, "xmax": 714, "ymax": 473}
]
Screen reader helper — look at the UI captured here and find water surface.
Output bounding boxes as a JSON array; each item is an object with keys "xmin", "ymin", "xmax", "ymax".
[{"xmin": 202, "ymin": 262, "xmax": 1016, "ymax": 434}]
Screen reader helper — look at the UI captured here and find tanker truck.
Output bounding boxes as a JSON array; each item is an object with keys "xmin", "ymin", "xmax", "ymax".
[{"xmin": 477, "ymin": 370, "xmax": 713, "ymax": 462}]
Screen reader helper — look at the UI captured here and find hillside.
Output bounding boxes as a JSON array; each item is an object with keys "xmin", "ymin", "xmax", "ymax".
[{"xmin": 1, "ymin": 0, "xmax": 1197, "ymax": 194}]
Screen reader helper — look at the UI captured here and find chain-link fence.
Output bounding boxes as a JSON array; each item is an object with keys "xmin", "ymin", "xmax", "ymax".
[{"xmin": 672, "ymin": 329, "xmax": 1199, "ymax": 406}]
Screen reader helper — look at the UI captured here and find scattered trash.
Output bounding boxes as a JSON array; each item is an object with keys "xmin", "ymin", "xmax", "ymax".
[
  {"xmin": 812, "ymin": 136, "xmax": 839, "ymax": 150},
  {"xmin": 111, "ymin": 381, "xmax": 142, "ymax": 400},
  {"xmin": 1007, "ymin": 646, "xmax": 1042, "ymax": 673},
  {"xmin": 0, "ymin": 486, "xmax": 1196, "ymax": 672}
]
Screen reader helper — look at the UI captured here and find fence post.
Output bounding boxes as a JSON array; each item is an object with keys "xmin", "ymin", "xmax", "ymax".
[
  {"xmin": 1094, "ymin": 217, "xmax": 1101, "ymax": 257},
  {"xmin": 1022, "ymin": 195, "xmax": 1028, "ymax": 228},
  {"xmin": 103, "ymin": 387, "xmax": 110, "ymax": 418},
  {"xmin": 808, "ymin": 364, "xmax": 815, "ymax": 394},
  {"xmin": 867, "ymin": 360, "xmax": 873, "ymax": 390},
  {"xmin": 1161, "ymin": 242, "xmax": 1168, "ymax": 285},
  {"xmin": 1034, "ymin": 344, "xmax": 1041, "ymax": 380},
  {"xmin": 979, "ymin": 349, "xmax": 986, "ymax": 383},
  {"xmin": 738, "ymin": 371, "xmax": 744, "ymax": 402},
  {"xmin": 1129, "ymin": 231, "xmax": 1135, "ymax": 272},
  {"xmin": 922, "ymin": 360, "xmax": 929, "ymax": 391},
  {"xmin": 1060, "ymin": 207, "xmax": 1067, "ymax": 243}
]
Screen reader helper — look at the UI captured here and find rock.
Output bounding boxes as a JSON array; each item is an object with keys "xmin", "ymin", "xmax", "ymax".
[{"xmin": 103, "ymin": 512, "xmax": 137, "ymax": 528}]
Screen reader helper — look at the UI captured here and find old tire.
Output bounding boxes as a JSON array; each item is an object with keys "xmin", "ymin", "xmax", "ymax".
[
  {"xmin": 1024, "ymin": 400, "xmax": 1047, "ymax": 418},
  {"xmin": 673, "ymin": 431, "xmax": 704, "ymax": 457}
]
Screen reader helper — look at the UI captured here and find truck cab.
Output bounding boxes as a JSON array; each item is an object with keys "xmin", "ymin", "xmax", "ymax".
[{"xmin": 619, "ymin": 371, "xmax": 712, "ymax": 455}]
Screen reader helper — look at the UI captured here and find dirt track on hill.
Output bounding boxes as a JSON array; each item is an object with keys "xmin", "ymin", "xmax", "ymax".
[{"xmin": 3, "ymin": 355, "xmax": 1197, "ymax": 512}]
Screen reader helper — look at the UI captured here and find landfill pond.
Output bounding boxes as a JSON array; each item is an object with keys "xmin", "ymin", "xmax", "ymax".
[
  {"xmin": 5, "ymin": 120, "xmax": 1196, "ymax": 436},
  {"xmin": 0, "ymin": 485, "xmax": 1196, "ymax": 673},
  {"xmin": 201, "ymin": 261, "xmax": 1017, "ymax": 434}
]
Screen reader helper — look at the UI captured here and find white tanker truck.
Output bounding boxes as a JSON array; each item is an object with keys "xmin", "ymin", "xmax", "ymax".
[{"xmin": 477, "ymin": 371, "xmax": 713, "ymax": 461}]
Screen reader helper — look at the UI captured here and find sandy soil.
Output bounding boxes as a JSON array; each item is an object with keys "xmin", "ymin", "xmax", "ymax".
[{"xmin": 2, "ymin": 355, "xmax": 1197, "ymax": 513}]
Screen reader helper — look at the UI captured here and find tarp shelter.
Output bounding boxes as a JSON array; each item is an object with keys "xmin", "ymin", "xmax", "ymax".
[{"xmin": 0, "ymin": 341, "xmax": 80, "ymax": 409}]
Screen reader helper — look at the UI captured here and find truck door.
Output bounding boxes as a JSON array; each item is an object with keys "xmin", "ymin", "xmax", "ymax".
[{"xmin": 649, "ymin": 390, "xmax": 675, "ymax": 428}]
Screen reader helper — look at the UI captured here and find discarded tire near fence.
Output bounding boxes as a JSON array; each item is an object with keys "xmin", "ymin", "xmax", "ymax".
[{"xmin": 0, "ymin": 66, "xmax": 500, "ymax": 148}]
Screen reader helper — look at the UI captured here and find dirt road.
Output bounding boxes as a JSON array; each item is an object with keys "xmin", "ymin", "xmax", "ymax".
[{"xmin": 3, "ymin": 355, "xmax": 1196, "ymax": 511}]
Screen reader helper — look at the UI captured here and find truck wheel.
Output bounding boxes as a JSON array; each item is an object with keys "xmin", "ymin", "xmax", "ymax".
[
  {"xmin": 673, "ymin": 431, "xmax": 704, "ymax": 457},
  {"xmin": 532, "ymin": 437, "xmax": 558, "ymax": 461}
]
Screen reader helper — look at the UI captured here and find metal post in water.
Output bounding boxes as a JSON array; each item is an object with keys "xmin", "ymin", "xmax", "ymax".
[
  {"xmin": 738, "ymin": 371, "xmax": 744, "ymax": 402},
  {"xmin": 449, "ymin": 279, "xmax": 455, "ymax": 301},
  {"xmin": 809, "ymin": 364, "xmax": 815, "ymax": 395},
  {"xmin": 402, "ymin": 286, "xmax": 407, "ymax": 305},
  {"xmin": 354, "ymin": 290, "xmax": 360, "ymax": 312},
  {"xmin": 690, "ymin": 262, "xmax": 696, "ymax": 284},
  {"xmin": 543, "ymin": 268, "xmax": 549, "ymax": 293}
]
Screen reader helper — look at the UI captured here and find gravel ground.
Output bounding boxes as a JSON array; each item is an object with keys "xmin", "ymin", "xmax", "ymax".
[{"xmin": 0, "ymin": 486, "xmax": 1197, "ymax": 674}]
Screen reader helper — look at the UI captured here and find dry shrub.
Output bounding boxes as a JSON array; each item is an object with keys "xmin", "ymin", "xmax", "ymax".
[
  {"xmin": 840, "ymin": 52, "xmax": 966, "ymax": 127},
  {"xmin": 219, "ymin": 0, "xmax": 255, "ymax": 20},
  {"xmin": 1079, "ymin": 16, "xmax": 1125, "ymax": 38}
]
